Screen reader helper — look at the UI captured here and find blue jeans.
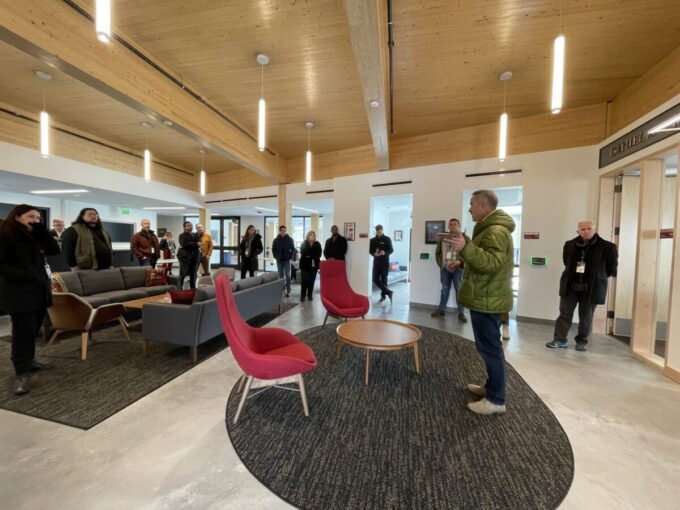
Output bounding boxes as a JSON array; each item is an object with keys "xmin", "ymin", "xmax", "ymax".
[
  {"xmin": 437, "ymin": 267, "xmax": 465, "ymax": 314},
  {"xmin": 137, "ymin": 259, "xmax": 151, "ymax": 267},
  {"xmin": 470, "ymin": 311, "xmax": 505, "ymax": 405},
  {"xmin": 276, "ymin": 260, "xmax": 291, "ymax": 293}
]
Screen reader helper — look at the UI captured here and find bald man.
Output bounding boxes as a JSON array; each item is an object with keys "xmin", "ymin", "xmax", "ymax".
[
  {"xmin": 547, "ymin": 221, "xmax": 618, "ymax": 352},
  {"xmin": 130, "ymin": 218, "xmax": 161, "ymax": 268}
]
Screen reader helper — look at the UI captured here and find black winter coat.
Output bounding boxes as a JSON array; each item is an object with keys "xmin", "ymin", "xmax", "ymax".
[
  {"xmin": 239, "ymin": 234, "xmax": 263, "ymax": 271},
  {"xmin": 299, "ymin": 240, "xmax": 322, "ymax": 270},
  {"xmin": 559, "ymin": 234, "xmax": 618, "ymax": 305},
  {"xmin": 369, "ymin": 235, "xmax": 394, "ymax": 266},
  {"xmin": 0, "ymin": 222, "xmax": 60, "ymax": 313},
  {"xmin": 323, "ymin": 235, "xmax": 348, "ymax": 260},
  {"xmin": 177, "ymin": 231, "xmax": 200, "ymax": 264},
  {"xmin": 272, "ymin": 234, "xmax": 295, "ymax": 261}
]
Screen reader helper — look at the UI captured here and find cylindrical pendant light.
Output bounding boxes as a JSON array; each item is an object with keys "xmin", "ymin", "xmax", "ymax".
[
  {"xmin": 256, "ymin": 54, "xmax": 270, "ymax": 152},
  {"xmin": 144, "ymin": 149, "xmax": 151, "ymax": 182},
  {"xmin": 551, "ymin": 35, "xmax": 565, "ymax": 114},
  {"xmin": 199, "ymin": 149, "xmax": 207, "ymax": 196},
  {"xmin": 96, "ymin": 0, "xmax": 111, "ymax": 43},
  {"xmin": 498, "ymin": 71, "xmax": 512, "ymax": 162},
  {"xmin": 40, "ymin": 110, "xmax": 49, "ymax": 158},
  {"xmin": 305, "ymin": 121, "xmax": 314, "ymax": 185}
]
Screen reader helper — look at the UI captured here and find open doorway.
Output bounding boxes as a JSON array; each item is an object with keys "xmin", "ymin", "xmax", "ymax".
[
  {"xmin": 369, "ymin": 194, "xmax": 413, "ymax": 299},
  {"xmin": 462, "ymin": 187, "xmax": 523, "ymax": 318}
]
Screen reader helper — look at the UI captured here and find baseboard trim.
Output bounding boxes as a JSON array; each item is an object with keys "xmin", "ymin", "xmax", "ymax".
[
  {"xmin": 409, "ymin": 302, "xmax": 459, "ymax": 313},
  {"xmin": 515, "ymin": 315, "xmax": 556, "ymax": 326}
]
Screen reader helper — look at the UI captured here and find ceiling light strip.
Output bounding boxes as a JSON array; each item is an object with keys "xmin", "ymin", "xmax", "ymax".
[
  {"xmin": 95, "ymin": 0, "xmax": 111, "ymax": 43},
  {"xmin": 551, "ymin": 35, "xmax": 565, "ymax": 114},
  {"xmin": 40, "ymin": 110, "xmax": 49, "ymax": 158}
]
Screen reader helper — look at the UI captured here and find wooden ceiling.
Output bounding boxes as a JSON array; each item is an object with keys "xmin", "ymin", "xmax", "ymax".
[
  {"xmin": 392, "ymin": 0, "xmax": 680, "ymax": 138},
  {"xmin": 0, "ymin": 0, "xmax": 679, "ymax": 184}
]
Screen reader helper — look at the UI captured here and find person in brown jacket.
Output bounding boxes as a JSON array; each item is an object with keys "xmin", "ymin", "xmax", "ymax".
[
  {"xmin": 130, "ymin": 218, "xmax": 160, "ymax": 268},
  {"xmin": 196, "ymin": 223, "xmax": 213, "ymax": 277}
]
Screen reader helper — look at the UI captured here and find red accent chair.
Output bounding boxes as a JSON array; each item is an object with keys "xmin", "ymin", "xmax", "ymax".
[
  {"xmin": 319, "ymin": 260, "xmax": 370, "ymax": 327},
  {"xmin": 214, "ymin": 275, "xmax": 317, "ymax": 424}
]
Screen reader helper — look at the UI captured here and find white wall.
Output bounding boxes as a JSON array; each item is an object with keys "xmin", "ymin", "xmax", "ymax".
[
  {"xmin": 0, "ymin": 190, "xmax": 62, "ymax": 218},
  {"xmin": 157, "ymin": 214, "xmax": 184, "ymax": 238}
]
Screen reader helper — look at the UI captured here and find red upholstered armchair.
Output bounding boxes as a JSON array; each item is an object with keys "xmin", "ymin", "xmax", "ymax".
[
  {"xmin": 319, "ymin": 260, "xmax": 370, "ymax": 327},
  {"xmin": 214, "ymin": 275, "xmax": 317, "ymax": 424}
]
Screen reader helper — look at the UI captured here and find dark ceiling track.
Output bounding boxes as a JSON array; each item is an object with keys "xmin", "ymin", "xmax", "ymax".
[
  {"xmin": 306, "ymin": 189, "xmax": 334, "ymax": 195},
  {"xmin": 372, "ymin": 180, "xmax": 411, "ymax": 187},
  {"xmin": 387, "ymin": 0, "xmax": 395, "ymax": 135},
  {"xmin": 0, "ymin": 107, "xmax": 194, "ymax": 176},
  {"xmin": 60, "ymin": 0, "xmax": 269, "ymax": 153},
  {"xmin": 465, "ymin": 169, "xmax": 522, "ymax": 178}
]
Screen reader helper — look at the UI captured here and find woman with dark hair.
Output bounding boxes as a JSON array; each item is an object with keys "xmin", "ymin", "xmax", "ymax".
[
  {"xmin": 238, "ymin": 225, "xmax": 263, "ymax": 279},
  {"xmin": 0, "ymin": 204, "xmax": 60, "ymax": 395},
  {"xmin": 60, "ymin": 207, "xmax": 113, "ymax": 270},
  {"xmin": 299, "ymin": 231, "xmax": 322, "ymax": 302}
]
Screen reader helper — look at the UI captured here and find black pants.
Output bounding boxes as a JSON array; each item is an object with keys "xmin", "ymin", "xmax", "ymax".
[
  {"xmin": 179, "ymin": 261, "xmax": 196, "ymax": 290},
  {"xmin": 300, "ymin": 268, "xmax": 318, "ymax": 298},
  {"xmin": 241, "ymin": 259, "xmax": 255, "ymax": 280},
  {"xmin": 553, "ymin": 290, "xmax": 597, "ymax": 345},
  {"xmin": 372, "ymin": 262, "xmax": 391, "ymax": 297},
  {"xmin": 10, "ymin": 309, "xmax": 45, "ymax": 375}
]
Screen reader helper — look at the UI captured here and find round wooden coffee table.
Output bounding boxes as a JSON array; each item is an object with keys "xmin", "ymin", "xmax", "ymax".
[{"xmin": 336, "ymin": 319, "xmax": 422, "ymax": 385}]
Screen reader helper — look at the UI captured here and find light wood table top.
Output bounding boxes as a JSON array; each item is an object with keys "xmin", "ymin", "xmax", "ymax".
[
  {"xmin": 122, "ymin": 293, "xmax": 171, "ymax": 310},
  {"xmin": 336, "ymin": 319, "xmax": 422, "ymax": 384}
]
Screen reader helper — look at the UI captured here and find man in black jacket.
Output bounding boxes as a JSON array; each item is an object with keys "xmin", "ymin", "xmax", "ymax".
[
  {"xmin": 177, "ymin": 221, "xmax": 200, "ymax": 289},
  {"xmin": 547, "ymin": 221, "xmax": 618, "ymax": 352},
  {"xmin": 272, "ymin": 225, "xmax": 295, "ymax": 297},
  {"xmin": 369, "ymin": 224, "xmax": 394, "ymax": 303},
  {"xmin": 323, "ymin": 225, "xmax": 348, "ymax": 261},
  {"xmin": 61, "ymin": 208, "xmax": 113, "ymax": 270}
]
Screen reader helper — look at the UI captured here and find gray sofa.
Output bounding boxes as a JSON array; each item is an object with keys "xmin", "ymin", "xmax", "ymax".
[
  {"xmin": 141, "ymin": 272, "xmax": 285, "ymax": 361},
  {"xmin": 55, "ymin": 267, "xmax": 177, "ymax": 308}
]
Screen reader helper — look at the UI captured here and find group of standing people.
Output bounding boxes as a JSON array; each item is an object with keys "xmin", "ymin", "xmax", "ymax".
[{"xmin": 177, "ymin": 221, "xmax": 213, "ymax": 290}]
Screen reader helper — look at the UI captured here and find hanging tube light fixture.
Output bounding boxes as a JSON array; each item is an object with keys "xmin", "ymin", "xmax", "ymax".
[
  {"xmin": 256, "ymin": 54, "xmax": 270, "ymax": 152},
  {"xmin": 551, "ymin": 35, "xmax": 565, "ymax": 114},
  {"xmin": 96, "ymin": 0, "xmax": 112, "ymax": 43},
  {"xmin": 498, "ymin": 71, "xmax": 512, "ymax": 162},
  {"xmin": 305, "ymin": 122, "xmax": 314, "ymax": 185},
  {"xmin": 40, "ymin": 110, "xmax": 49, "ymax": 158},
  {"xmin": 144, "ymin": 149, "xmax": 151, "ymax": 182},
  {"xmin": 199, "ymin": 149, "xmax": 207, "ymax": 196}
]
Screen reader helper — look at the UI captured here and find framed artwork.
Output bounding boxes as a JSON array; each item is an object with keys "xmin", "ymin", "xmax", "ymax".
[
  {"xmin": 157, "ymin": 227, "xmax": 167, "ymax": 238},
  {"xmin": 344, "ymin": 222, "xmax": 356, "ymax": 241},
  {"xmin": 425, "ymin": 220, "xmax": 446, "ymax": 244},
  {"xmin": 394, "ymin": 230, "xmax": 403, "ymax": 241}
]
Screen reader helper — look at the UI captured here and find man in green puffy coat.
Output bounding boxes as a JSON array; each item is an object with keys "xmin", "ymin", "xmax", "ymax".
[{"xmin": 450, "ymin": 189, "xmax": 515, "ymax": 415}]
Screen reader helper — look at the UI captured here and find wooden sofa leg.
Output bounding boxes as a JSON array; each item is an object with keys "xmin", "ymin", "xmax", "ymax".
[
  {"xmin": 81, "ymin": 331, "xmax": 89, "ymax": 361},
  {"xmin": 142, "ymin": 339, "xmax": 150, "ymax": 358},
  {"xmin": 189, "ymin": 346, "xmax": 198, "ymax": 363}
]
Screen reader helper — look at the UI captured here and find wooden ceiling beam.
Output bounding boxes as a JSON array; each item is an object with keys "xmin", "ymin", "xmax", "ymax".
[
  {"xmin": 344, "ymin": 0, "xmax": 390, "ymax": 170},
  {"xmin": 0, "ymin": 0, "xmax": 287, "ymax": 183}
]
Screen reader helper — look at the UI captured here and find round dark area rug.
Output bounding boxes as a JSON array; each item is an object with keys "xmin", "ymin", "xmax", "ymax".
[{"xmin": 225, "ymin": 324, "xmax": 574, "ymax": 510}]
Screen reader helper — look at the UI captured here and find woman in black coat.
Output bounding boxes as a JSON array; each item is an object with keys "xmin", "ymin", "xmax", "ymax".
[
  {"xmin": 0, "ymin": 204, "xmax": 60, "ymax": 395},
  {"xmin": 239, "ymin": 225, "xmax": 263, "ymax": 279},
  {"xmin": 299, "ymin": 231, "xmax": 322, "ymax": 302}
]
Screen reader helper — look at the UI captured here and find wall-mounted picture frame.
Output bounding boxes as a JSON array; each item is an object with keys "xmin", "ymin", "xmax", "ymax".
[
  {"xmin": 394, "ymin": 230, "xmax": 403, "ymax": 241},
  {"xmin": 425, "ymin": 220, "xmax": 446, "ymax": 244},
  {"xmin": 344, "ymin": 222, "xmax": 356, "ymax": 241}
]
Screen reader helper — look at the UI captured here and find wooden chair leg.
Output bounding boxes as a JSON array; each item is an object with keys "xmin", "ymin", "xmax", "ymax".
[
  {"xmin": 118, "ymin": 317, "xmax": 132, "ymax": 342},
  {"xmin": 234, "ymin": 376, "xmax": 254, "ymax": 424},
  {"xmin": 298, "ymin": 374, "xmax": 310, "ymax": 417},
  {"xmin": 81, "ymin": 331, "xmax": 89, "ymax": 361},
  {"xmin": 45, "ymin": 329, "xmax": 62, "ymax": 348},
  {"xmin": 322, "ymin": 311, "xmax": 329, "ymax": 327},
  {"xmin": 142, "ymin": 339, "xmax": 150, "ymax": 358}
]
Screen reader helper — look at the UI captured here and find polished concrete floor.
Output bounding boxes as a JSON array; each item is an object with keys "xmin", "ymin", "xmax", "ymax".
[{"xmin": 1, "ymin": 281, "xmax": 680, "ymax": 509}]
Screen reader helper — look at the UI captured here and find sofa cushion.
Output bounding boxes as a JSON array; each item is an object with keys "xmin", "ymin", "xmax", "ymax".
[
  {"xmin": 145, "ymin": 268, "xmax": 168, "ymax": 286},
  {"xmin": 237, "ymin": 276, "xmax": 261, "ymax": 291},
  {"xmin": 120, "ymin": 267, "xmax": 148, "ymax": 289},
  {"xmin": 129, "ymin": 285, "xmax": 176, "ymax": 297},
  {"xmin": 169, "ymin": 289, "xmax": 197, "ymax": 304},
  {"xmin": 95, "ymin": 289, "xmax": 147, "ymax": 303},
  {"xmin": 78, "ymin": 269, "xmax": 124, "ymax": 295},
  {"xmin": 261, "ymin": 272, "xmax": 279, "ymax": 283},
  {"xmin": 57, "ymin": 271, "xmax": 84, "ymax": 295},
  {"xmin": 194, "ymin": 286, "xmax": 216, "ymax": 303},
  {"xmin": 231, "ymin": 281, "xmax": 238, "ymax": 292},
  {"xmin": 82, "ymin": 295, "xmax": 111, "ymax": 308}
]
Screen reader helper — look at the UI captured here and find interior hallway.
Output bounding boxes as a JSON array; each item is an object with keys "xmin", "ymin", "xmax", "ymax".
[{"xmin": 1, "ymin": 281, "xmax": 680, "ymax": 509}]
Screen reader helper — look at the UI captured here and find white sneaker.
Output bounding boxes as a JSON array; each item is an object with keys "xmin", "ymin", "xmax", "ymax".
[
  {"xmin": 466, "ymin": 384, "xmax": 486, "ymax": 397},
  {"xmin": 467, "ymin": 398, "xmax": 506, "ymax": 415}
]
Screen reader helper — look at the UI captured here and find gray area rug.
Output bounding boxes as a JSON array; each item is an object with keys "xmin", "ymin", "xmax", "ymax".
[
  {"xmin": 0, "ymin": 303, "xmax": 296, "ymax": 430},
  {"xmin": 226, "ymin": 324, "xmax": 574, "ymax": 510}
]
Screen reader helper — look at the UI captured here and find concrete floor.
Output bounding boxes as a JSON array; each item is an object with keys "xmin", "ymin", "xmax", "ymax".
[{"xmin": 1, "ymin": 281, "xmax": 680, "ymax": 509}]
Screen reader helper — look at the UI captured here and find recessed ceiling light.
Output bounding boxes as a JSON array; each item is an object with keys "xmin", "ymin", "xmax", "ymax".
[
  {"xmin": 141, "ymin": 121, "xmax": 153, "ymax": 129},
  {"xmin": 163, "ymin": 120, "xmax": 173, "ymax": 127},
  {"xmin": 198, "ymin": 149, "xmax": 206, "ymax": 155},
  {"xmin": 141, "ymin": 206, "xmax": 186, "ymax": 210},
  {"xmin": 370, "ymin": 100, "xmax": 380, "ymax": 108},
  {"xmin": 255, "ymin": 206, "xmax": 279, "ymax": 213},
  {"xmin": 34, "ymin": 70, "xmax": 53, "ymax": 81},
  {"xmin": 305, "ymin": 121, "xmax": 315, "ymax": 129},
  {"xmin": 31, "ymin": 189, "xmax": 89, "ymax": 194}
]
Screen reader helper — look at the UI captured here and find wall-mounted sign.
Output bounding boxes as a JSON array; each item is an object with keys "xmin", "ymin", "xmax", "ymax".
[
  {"xmin": 599, "ymin": 102, "xmax": 680, "ymax": 168},
  {"xmin": 121, "ymin": 207, "xmax": 130, "ymax": 216},
  {"xmin": 530, "ymin": 257, "xmax": 548, "ymax": 266},
  {"xmin": 524, "ymin": 232, "xmax": 540, "ymax": 239},
  {"xmin": 419, "ymin": 253, "xmax": 431, "ymax": 260},
  {"xmin": 359, "ymin": 233, "xmax": 368, "ymax": 238},
  {"xmin": 660, "ymin": 228, "xmax": 674, "ymax": 239}
]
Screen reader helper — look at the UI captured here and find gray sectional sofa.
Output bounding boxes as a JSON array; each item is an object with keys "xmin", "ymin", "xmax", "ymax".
[
  {"xmin": 55, "ymin": 267, "xmax": 177, "ymax": 308},
  {"xmin": 141, "ymin": 272, "xmax": 285, "ymax": 361}
]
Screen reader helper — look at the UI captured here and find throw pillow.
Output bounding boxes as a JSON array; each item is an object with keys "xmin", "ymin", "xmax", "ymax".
[
  {"xmin": 145, "ymin": 268, "xmax": 168, "ymax": 287},
  {"xmin": 389, "ymin": 262, "xmax": 399, "ymax": 272},
  {"xmin": 51, "ymin": 272, "xmax": 67, "ymax": 292},
  {"xmin": 169, "ymin": 289, "xmax": 197, "ymax": 304}
]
